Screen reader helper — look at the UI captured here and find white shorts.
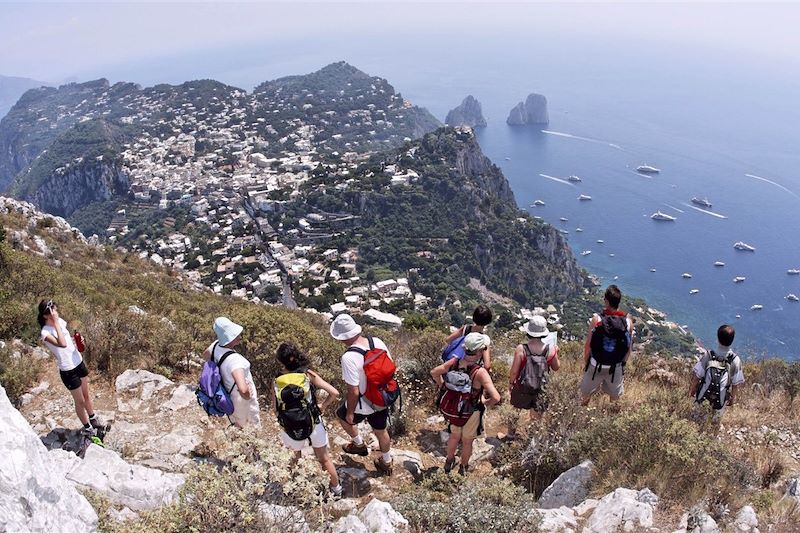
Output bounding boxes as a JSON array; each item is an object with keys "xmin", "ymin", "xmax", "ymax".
[
  {"xmin": 230, "ymin": 386, "xmax": 262, "ymax": 429},
  {"xmin": 280, "ymin": 420, "xmax": 329, "ymax": 451}
]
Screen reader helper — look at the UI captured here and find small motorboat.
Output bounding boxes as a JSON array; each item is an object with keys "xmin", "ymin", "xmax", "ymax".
[{"xmin": 733, "ymin": 276, "xmax": 746, "ymax": 283}]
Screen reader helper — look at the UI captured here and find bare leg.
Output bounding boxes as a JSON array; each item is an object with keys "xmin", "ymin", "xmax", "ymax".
[
  {"xmin": 313, "ymin": 446, "xmax": 340, "ymax": 489},
  {"xmin": 580, "ymin": 394, "xmax": 592, "ymax": 406},
  {"xmin": 445, "ymin": 432, "xmax": 460, "ymax": 460},
  {"xmin": 460, "ymin": 437, "xmax": 475, "ymax": 467},
  {"xmin": 69, "ymin": 387, "xmax": 89, "ymax": 425},
  {"xmin": 80, "ymin": 378, "xmax": 95, "ymax": 417},
  {"xmin": 373, "ymin": 428, "xmax": 391, "ymax": 454},
  {"xmin": 339, "ymin": 418, "xmax": 358, "ymax": 438}
]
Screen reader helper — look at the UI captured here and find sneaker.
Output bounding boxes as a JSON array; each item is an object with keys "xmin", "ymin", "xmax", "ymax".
[
  {"xmin": 373, "ymin": 456, "xmax": 393, "ymax": 476},
  {"xmin": 329, "ymin": 485, "xmax": 343, "ymax": 500},
  {"xmin": 342, "ymin": 441, "xmax": 369, "ymax": 456},
  {"xmin": 458, "ymin": 464, "xmax": 469, "ymax": 476},
  {"xmin": 444, "ymin": 457, "xmax": 456, "ymax": 473},
  {"xmin": 79, "ymin": 426, "xmax": 95, "ymax": 438},
  {"xmin": 88, "ymin": 416, "xmax": 104, "ymax": 429}
]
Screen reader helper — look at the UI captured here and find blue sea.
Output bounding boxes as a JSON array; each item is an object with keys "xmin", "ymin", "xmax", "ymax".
[{"xmin": 93, "ymin": 29, "xmax": 800, "ymax": 358}]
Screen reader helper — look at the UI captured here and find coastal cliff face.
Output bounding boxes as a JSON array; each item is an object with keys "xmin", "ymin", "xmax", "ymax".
[
  {"xmin": 445, "ymin": 95, "xmax": 487, "ymax": 128},
  {"xmin": 28, "ymin": 161, "xmax": 129, "ymax": 217},
  {"xmin": 507, "ymin": 93, "xmax": 549, "ymax": 125}
]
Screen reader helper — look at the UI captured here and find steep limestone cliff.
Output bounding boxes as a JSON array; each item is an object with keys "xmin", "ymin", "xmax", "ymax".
[
  {"xmin": 507, "ymin": 93, "xmax": 549, "ymax": 125},
  {"xmin": 445, "ymin": 95, "xmax": 487, "ymax": 128}
]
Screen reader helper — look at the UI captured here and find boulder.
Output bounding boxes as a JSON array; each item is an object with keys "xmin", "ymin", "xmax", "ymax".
[
  {"xmin": 359, "ymin": 498, "xmax": 409, "ymax": 532},
  {"xmin": 535, "ymin": 506, "xmax": 578, "ymax": 533},
  {"xmin": 259, "ymin": 503, "xmax": 311, "ymax": 533},
  {"xmin": 785, "ymin": 477, "xmax": 800, "ymax": 499},
  {"xmin": 161, "ymin": 384, "xmax": 198, "ymax": 411},
  {"xmin": 583, "ymin": 488, "xmax": 658, "ymax": 533},
  {"xmin": 51, "ymin": 443, "xmax": 185, "ymax": 511},
  {"xmin": 573, "ymin": 498, "xmax": 599, "ymax": 517},
  {"xmin": 674, "ymin": 506, "xmax": 719, "ymax": 533},
  {"xmin": 733, "ymin": 505, "xmax": 759, "ymax": 532},
  {"xmin": 538, "ymin": 460, "xmax": 595, "ymax": 509},
  {"xmin": 392, "ymin": 449, "xmax": 423, "ymax": 477},
  {"xmin": 339, "ymin": 466, "xmax": 372, "ymax": 498},
  {"xmin": 331, "ymin": 514, "xmax": 370, "ymax": 533},
  {"xmin": 0, "ymin": 384, "xmax": 98, "ymax": 532},
  {"xmin": 115, "ymin": 369, "xmax": 173, "ymax": 395},
  {"xmin": 328, "ymin": 498, "xmax": 359, "ymax": 518}
]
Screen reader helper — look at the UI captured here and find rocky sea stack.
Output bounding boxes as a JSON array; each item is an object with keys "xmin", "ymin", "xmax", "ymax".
[
  {"xmin": 445, "ymin": 95, "xmax": 487, "ymax": 128},
  {"xmin": 506, "ymin": 93, "xmax": 549, "ymax": 125}
]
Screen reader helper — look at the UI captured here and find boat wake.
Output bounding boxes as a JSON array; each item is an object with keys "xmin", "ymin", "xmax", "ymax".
[
  {"xmin": 539, "ymin": 173, "xmax": 574, "ymax": 186},
  {"xmin": 663, "ymin": 203, "xmax": 685, "ymax": 213},
  {"xmin": 681, "ymin": 203, "xmax": 728, "ymax": 219},
  {"xmin": 745, "ymin": 173, "xmax": 799, "ymax": 199},
  {"xmin": 541, "ymin": 130, "xmax": 625, "ymax": 151}
]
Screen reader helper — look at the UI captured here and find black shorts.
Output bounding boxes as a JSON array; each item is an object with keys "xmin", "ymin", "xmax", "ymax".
[
  {"xmin": 511, "ymin": 386, "xmax": 548, "ymax": 412},
  {"xmin": 59, "ymin": 361, "xmax": 89, "ymax": 390},
  {"xmin": 336, "ymin": 402, "xmax": 389, "ymax": 430}
]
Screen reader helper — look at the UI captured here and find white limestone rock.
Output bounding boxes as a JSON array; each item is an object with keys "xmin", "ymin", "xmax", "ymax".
[
  {"xmin": 331, "ymin": 514, "xmax": 370, "ymax": 533},
  {"xmin": 734, "ymin": 505, "xmax": 759, "ymax": 532},
  {"xmin": 0, "ymin": 384, "xmax": 98, "ymax": 532},
  {"xmin": 538, "ymin": 460, "xmax": 595, "ymax": 509},
  {"xmin": 161, "ymin": 384, "xmax": 197, "ymax": 411},
  {"xmin": 535, "ymin": 506, "xmax": 578, "ymax": 533},
  {"xmin": 583, "ymin": 488, "xmax": 658, "ymax": 533},
  {"xmin": 259, "ymin": 503, "xmax": 311, "ymax": 533},
  {"xmin": 359, "ymin": 498, "xmax": 409, "ymax": 532},
  {"xmin": 392, "ymin": 449, "xmax": 423, "ymax": 477}
]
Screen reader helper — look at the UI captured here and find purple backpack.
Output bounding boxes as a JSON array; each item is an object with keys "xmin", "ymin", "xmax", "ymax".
[{"xmin": 195, "ymin": 343, "xmax": 235, "ymax": 416}]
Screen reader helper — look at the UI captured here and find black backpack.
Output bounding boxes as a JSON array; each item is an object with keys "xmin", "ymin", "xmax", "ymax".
[
  {"xmin": 696, "ymin": 350, "xmax": 736, "ymax": 410},
  {"xmin": 517, "ymin": 344, "xmax": 549, "ymax": 394},
  {"xmin": 274, "ymin": 372, "xmax": 321, "ymax": 442},
  {"xmin": 589, "ymin": 314, "xmax": 630, "ymax": 381}
]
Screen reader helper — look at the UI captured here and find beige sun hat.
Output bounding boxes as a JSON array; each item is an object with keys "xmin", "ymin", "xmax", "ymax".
[
  {"xmin": 523, "ymin": 315, "xmax": 550, "ymax": 338},
  {"xmin": 330, "ymin": 313, "xmax": 363, "ymax": 341}
]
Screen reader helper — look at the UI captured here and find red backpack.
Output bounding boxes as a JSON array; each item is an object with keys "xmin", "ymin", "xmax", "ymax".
[
  {"xmin": 348, "ymin": 336, "xmax": 401, "ymax": 409},
  {"xmin": 437, "ymin": 363, "xmax": 481, "ymax": 427}
]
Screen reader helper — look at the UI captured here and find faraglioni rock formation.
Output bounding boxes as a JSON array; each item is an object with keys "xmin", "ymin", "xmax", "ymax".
[
  {"xmin": 445, "ymin": 95, "xmax": 487, "ymax": 128},
  {"xmin": 507, "ymin": 93, "xmax": 549, "ymax": 125}
]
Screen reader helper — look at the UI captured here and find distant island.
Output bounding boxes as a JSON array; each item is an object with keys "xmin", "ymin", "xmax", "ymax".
[
  {"xmin": 445, "ymin": 95, "xmax": 487, "ymax": 128},
  {"xmin": 507, "ymin": 93, "xmax": 549, "ymax": 125}
]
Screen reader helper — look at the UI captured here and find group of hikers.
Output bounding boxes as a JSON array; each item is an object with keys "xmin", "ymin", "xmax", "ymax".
[{"xmin": 35, "ymin": 284, "xmax": 746, "ymax": 499}]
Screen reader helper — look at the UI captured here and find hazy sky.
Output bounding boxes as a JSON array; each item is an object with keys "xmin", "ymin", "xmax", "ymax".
[{"xmin": 2, "ymin": 2, "xmax": 799, "ymax": 86}]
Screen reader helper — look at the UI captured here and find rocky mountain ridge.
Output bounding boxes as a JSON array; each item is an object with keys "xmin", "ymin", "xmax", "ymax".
[{"xmin": 445, "ymin": 95, "xmax": 487, "ymax": 128}]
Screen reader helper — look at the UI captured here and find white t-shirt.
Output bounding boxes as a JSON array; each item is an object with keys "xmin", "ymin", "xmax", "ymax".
[
  {"xmin": 41, "ymin": 318, "xmax": 82, "ymax": 371},
  {"xmin": 693, "ymin": 347, "xmax": 745, "ymax": 385},
  {"xmin": 208, "ymin": 341, "xmax": 255, "ymax": 395},
  {"xmin": 341, "ymin": 336, "xmax": 391, "ymax": 415}
]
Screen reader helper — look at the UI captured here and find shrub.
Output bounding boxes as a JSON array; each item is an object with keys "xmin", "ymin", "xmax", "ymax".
[
  {"xmin": 395, "ymin": 328, "xmax": 446, "ymax": 406},
  {"xmin": 393, "ymin": 471, "xmax": 540, "ymax": 533},
  {"xmin": 0, "ymin": 344, "xmax": 42, "ymax": 405}
]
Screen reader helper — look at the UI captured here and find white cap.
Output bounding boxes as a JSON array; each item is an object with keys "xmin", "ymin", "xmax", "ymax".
[
  {"xmin": 213, "ymin": 317, "xmax": 243, "ymax": 346},
  {"xmin": 330, "ymin": 313, "xmax": 363, "ymax": 341},
  {"xmin": 464, "ymin": 332, "xmax": 491, "ymax": 353}
]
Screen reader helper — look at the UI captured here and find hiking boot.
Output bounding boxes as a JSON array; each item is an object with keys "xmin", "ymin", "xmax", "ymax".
[
  {"xmin": 458, "ymin": 464, "xmax": 469, "ymax": 476},
  {"xmin": 329, "ymin": 485, "xmax": 343, "ymax": 500},
  {"xmin": 444, "ymin": 457, "xmax": 456, "ymax": 473},
  {"xmin": 373, "ymin": 456, "xmax": 393, "ymax": 476},
  {"xmin": 342, "ymin": 441, "xmax": 369, "ymax": 456},
  {"xmin": 79, "ymin": 426, "xmax": 95, "ymax": 438},
  {"xmin": 88, "ymin": 415, "xmax": 105, "ymax": 429}
]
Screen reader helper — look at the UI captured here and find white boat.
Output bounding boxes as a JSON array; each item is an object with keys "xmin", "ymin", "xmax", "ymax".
[
  {"xmin": 750, "ymin": 304, "xmax": 763, "ymax": 311},
  {"xmin": 596, "ymin": 239, "xmax": 604, "ymax": 244},
  {"xmin": 559, "ymin": 217, "xmax": 569, "ymax": 222},
  {"xmin": 734, "ymin": 241, "xmax": 756, "ymax": 252},
  {"xmin": 609, "ymin": 253, "xmax": 615, "ymax": 257},
  {"xmin": 733, "ymin": 276, "xmax": 746, "ymax": 283},
  {"xmin": 682, "ymin": 272, "xmax": 692, "ymax": 279},
  {"xmin": 559, "ymin": 229, "xmax": 569, "ymax": 235},
  {"xmin": 788, "ymin": 269, "xmax": 800, "ymax": 275},
  {"xmin": 735, "ymin": 314, "xmax": 742, "ymax": 319},
  {"xmin": 691, "ymin": 197, "xmax": 712, "ymax": 209},
  {"xmin": 637, "ymin": 164, "xmax": 661, "ymax": 174},
  {"xmin": 787, "ymin": 294, "xmax": 799, "ymax": 302},
  {"xmin": 689, "ymin": 289, "xmax": 700, "ymax": 294},
  {"xmin": 650, "ymin": 268, "xmax": 657, "ymax": 272},
  {"xmin": 533, "ymin": 215, "xmax": 543, "ymax": 220},
  {"xmin": 651, "ymin": 211, "xmax": 676, "ymax": 221},
  {"xmin": 714, "ymin": 261, "xmax": 725, "ymax": 267},
  {"xmin": 581, "ymin": 250, "xmax": 592, "ymax": 256},
  {"xmin": 533, "ymin": 200, "xmax": 546, "ymax": 206},
  {"xmin": 567, "ymin": 175, "xmax": 582, "ymax": 182},
  {"xmin": 576, "ymin": 227, "xmax": 584, "ymax": 232},
  {"xmin": 578, "ymin": 194, "xmax": 592, "ymax": 201}
]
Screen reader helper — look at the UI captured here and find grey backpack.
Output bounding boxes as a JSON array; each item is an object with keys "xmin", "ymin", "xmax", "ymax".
[
  {"xmin": 517, "ymin": 343, "xmax": 549, "ymax": 393},
  {"xmin": 696, "ymin": 350, "xmax": 735, "ymax": 409}
]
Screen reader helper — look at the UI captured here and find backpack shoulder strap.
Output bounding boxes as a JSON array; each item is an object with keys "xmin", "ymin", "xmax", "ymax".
[
  {"xmin": 521, "ymin": 343, "xmax": 532, "ymax": 357},
  {"xmin": 367, "ymin": 335, "xmax": 375, "ymax": 351},
  {"xmin": 464, "ymin": 324, "xmax": 472, "ymax": 335},
  {"xmin": 346, "ymin": 345, "xmax": 367, "ymax": 356},
  {"xmin": 538, "ymin": 344, "xmax": 550, "ymax": 358}
]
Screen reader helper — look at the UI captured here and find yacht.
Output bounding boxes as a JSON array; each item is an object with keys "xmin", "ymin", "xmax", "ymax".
[
  {"xmin": 682, "ymin": 273, "xmax": 692, "ymax": 279},
  {"xmin": 733, "ymin": 276, "xmax": 746, "ymax": 283},
  {"xmin": 750, "ymin": 304, "xmax": 763, "ymax": 311},
  {"xmin": 559, "ymin": 217, "xmax": 569, "ymax": 222},
  {"xmin": 734, "ymin": 241, "xmax": 756, "ymax": 252},
  {"xmin": 637, "ymin": 164, "xmax": 661, "ymax": 174},
  {"xmin": 651, "ymin": 211, "xmax": 676, "ymax": 221},
  {"xmin": 714, "ymin": 261, "xmax": 725, "ymax": 267},
  {"xmin": 691, "ymin": 197, "xmax": 713, "ymax": 209},
  {"xmin": 787, "ymin": 294, "xmax": 799, "ymax": 302},
  {"xmin": 788, "ymin": 269, "xmax": 800, "ymax": 275},
  {"xmin": 559, "ymin": 229, "xmax": 569, "ymax": 235},
  {"xmin": 578, "ymin": 194, "xmax": 592, "ymax": 201},
  {"xmin": 532, "ymin": 199, "xmax": 546, "ymax": 206},
  {"xmin": 581, "ymin": 250, "xmax": 592, "ymax": 256},
  {"xmin": 576, "ymin": 227, "xmax": 584, "ymax": 233},
  {"xmin": 650, "ymin": 268, "xmax": 657, "ymax": 272},
  {"xmin": 689, "ymin": 289, "xmax": 700, "ymax": 295},
  {"xmin": 609, "ymin": 253, "xmax": 615, "ymax": 257},
  {"xmin": 567, "ymin": 175, "xmax": 582, "ymax": 182},
  {"xmin": 596, "ymin": 239, "xmax": 604, "ymax": 244},
  {"xmin": 735, "ymin": 314, "xmax": 742, "ymax": 319}
]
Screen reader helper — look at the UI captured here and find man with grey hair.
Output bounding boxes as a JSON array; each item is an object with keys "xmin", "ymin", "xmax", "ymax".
[{"xmin": 330, "ymin": 313, "xmax": 395, "ymax": 476}]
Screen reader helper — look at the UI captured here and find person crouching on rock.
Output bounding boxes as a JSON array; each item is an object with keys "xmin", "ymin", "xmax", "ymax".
[
  {"xmin": 37, "ymin": 299, "xmax": 102, "ymax": 436},
  {"xmin": 202, "ymin": 317, "xmax": 261, "ymax": 428},
  {"xmin": 273, "ymin": 342, "xmax": 342, "ymax": 499}
]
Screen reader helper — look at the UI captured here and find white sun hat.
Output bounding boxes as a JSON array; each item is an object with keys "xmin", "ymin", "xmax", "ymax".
[
  {"xmin": 214, "ymin": 317, "xmax": 243, "ymax": 346},
  {"xmin": 523, "ymin": 315, "xmax": 550, "ymax": 338},
  {"xmin": 330, "ymin": 313, "xmax": 363, "ymax": 341}
]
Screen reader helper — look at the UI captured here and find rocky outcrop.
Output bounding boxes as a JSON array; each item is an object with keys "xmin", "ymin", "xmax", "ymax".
[
  {"xmin": 507, "ymin": 93, "xmax": 549, "ymax": 125},
  {"xmin": 0, "ymin": 384, "xmax": 98, "ymax": 532},
  {"xmin": 583, "ymin": 488, "xmax": 658, "ymax": 532},
  {"xmin": 538, "ymin": 460, "xmax": 595, "ymax": 509},
  {"xmin": 27, "ymin": 161, "xmax": 129, "ymax": 218},
  {"xmin": 445, "ymin": 95, "xmax": 487, "ymax": 128}
]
